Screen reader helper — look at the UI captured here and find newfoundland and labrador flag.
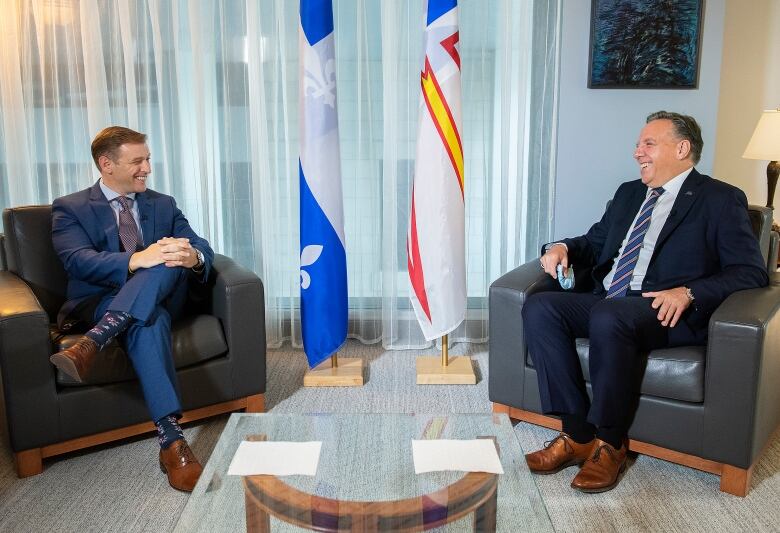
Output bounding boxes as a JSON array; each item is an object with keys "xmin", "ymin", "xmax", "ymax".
[
  {"xmin": 299, "ymin": 0, "xmax": 348, "ymax": 368},
  {"xmin": 407, "ymin": 0, "xmax": 466, "ymax": 341}
]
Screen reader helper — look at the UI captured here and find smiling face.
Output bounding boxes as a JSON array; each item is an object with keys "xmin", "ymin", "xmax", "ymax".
[
  {"xmin": 99, "ymin": 143, "xmax": 151, "ymax": 194},
  {"xmin": 634, "ymin": 119, "xmax": 693, "ymax": 188}
]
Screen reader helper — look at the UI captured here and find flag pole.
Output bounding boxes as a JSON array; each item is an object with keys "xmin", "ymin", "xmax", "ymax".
[
  {"xmin": 441, "ymin": 334, "xmax": 448, "ymax": 367},
  {"xmin": 332, "ymin": 354, "xmax": 338, "ymax": 368}
]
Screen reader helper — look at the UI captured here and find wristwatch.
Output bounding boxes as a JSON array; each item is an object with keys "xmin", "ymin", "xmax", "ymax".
[
  {"xmin": 192, "ymin": 248, "xmax": 205, "ymax": 272},
  {"xmin": 684, "ymin": 286, "xmax": 695, "ymax": 303}
]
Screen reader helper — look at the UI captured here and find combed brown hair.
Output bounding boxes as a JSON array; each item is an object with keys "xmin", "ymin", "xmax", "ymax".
[
  {"xmin": 646, "ymin": 111, "xmax": 703, "ymax": 164},
  {"xmin": 90, "ymin": 126, "xmax": 147, "ymax": 171}
]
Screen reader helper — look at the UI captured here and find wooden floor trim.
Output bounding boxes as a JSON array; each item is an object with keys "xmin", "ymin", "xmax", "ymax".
[
  {"xmin": 39, "ymin": 394, "xmax": 265, "ymax": 460},
  {"xmin": 493, "ymin": 403, "xmax": 725, "ymax": 476}
]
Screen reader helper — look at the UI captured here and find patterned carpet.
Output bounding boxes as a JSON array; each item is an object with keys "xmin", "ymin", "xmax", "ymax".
[{"xmin": 0, "ymin": 340, "xmax": 778, "ymax": 532}]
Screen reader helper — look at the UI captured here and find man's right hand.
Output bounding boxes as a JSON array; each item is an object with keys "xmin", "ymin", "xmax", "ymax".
[{"xmin": 540, "ymin": 244, "xmax": 569, "ymax": 279}]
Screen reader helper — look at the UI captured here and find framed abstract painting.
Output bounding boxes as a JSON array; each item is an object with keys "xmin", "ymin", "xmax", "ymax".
[{"xmin": 588, "ymin": 0, "xmax": 703, "ymax": 89}]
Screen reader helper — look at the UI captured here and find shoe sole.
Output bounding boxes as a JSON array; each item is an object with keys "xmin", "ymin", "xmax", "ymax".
[
  {"xmin": 529, "ymin": 459, "xmax": 584, "ymax": 475},
  {"xmin": 571, "ymin": 462, "xmax": 627, "ymax": 493},
  {"xmin": 49, "ymin": 353, "xmax": 84, "ymax": 383}
]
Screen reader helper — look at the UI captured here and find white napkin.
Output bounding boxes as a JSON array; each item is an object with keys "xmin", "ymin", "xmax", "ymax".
[{"xmin": 227, "ymin": 441, "xmax": 322, "ymax": 476}]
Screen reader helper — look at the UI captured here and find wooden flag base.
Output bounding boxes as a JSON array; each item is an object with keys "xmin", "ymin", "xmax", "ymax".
[
  {"xmin": 304, "ymin": 358, "xmax": 364, "ymax": 387},
  {"xmin": 416, "ymin": 356, "xmax": 476, "ymax": 385}
]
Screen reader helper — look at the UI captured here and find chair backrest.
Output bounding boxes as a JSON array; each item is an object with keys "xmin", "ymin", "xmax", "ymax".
[
  {"xmin": 2, "ymin": 205, "xmax": 67, "ymax": 321},
  {"xmin": 747, "ymin": 204, "xmax": 772, "ymax": 270}
]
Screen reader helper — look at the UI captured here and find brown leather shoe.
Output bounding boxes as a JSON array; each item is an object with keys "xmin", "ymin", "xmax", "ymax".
[
  {"xmin": 525, "ymin": 433, "xmax": 596, "ymax": 474},
  {"xmin": 159, "ymin": 439, "xmax": 203, "ymax": 492},
  {"xmin": 49, "ymin": 336, "xmax": 99, "ymax": 383},
  {"xmin": 571, "ymin": 438, "xmax": 628, "ymax": 493}
]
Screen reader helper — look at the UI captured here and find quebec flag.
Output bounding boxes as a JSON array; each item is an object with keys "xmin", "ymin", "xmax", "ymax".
[{"xmin": 299, "ymin": 0, "xmax": 348, "ymax": 368}]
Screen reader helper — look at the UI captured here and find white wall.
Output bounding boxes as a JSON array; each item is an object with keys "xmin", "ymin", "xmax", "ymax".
[
  {"xmin": 551, "ymin": 0, "xmax": 726, "ymax": 239},
  {"xmin": 713, "ymin": 0, "xmax": 780, "ymax": 206}
]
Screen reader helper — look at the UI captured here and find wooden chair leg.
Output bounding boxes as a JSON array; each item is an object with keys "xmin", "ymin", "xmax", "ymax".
[
  {"xmin": 720, "ymin": 463, "xmax": 753, "ymax": 497},
  {"xmin": 245, "ymin": 393, "xmax": 265, "ymax": 413},
  {"xmin": 16, "ymin": 448, "xmax": 43, "ymax": 478}
]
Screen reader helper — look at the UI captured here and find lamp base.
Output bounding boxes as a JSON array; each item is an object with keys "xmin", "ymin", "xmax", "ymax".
[{"xmin": 766, "ymin": 160, "xmax": 779, "ymax": 209}]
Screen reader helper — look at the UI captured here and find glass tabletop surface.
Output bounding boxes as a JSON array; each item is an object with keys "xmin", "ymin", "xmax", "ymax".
[{"xmin": 175, "ymin": 413, "xmax": 552, "ymax": 532}]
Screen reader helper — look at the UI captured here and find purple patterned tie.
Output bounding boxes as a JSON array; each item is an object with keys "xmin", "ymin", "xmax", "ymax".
[{"xmin": 116, "ymin": 196, "xmax": 139, "ymax": 253}]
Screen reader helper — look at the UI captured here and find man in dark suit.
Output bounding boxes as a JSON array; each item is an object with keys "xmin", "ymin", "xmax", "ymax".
[
  {"xmin": 49, "ymin": 126, "xmax": 214, "ymax": 492},
  {"xmin": 522, "ymin": 111, "xmax": 768, "ymax": 493}
]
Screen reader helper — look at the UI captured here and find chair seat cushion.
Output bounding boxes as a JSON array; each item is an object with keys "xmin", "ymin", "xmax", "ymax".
[
  {"xmin": 527, "ymin": 338, "xmax": 705, "ymax": 403},
  {"xmin": 52, "ymin": 314, "xmax": 228, "ymax": 387}
]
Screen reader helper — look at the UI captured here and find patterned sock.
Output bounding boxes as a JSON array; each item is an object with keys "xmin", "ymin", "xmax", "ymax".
[
  {"xmin": 84, "ymin": 311, "xmax": 132, "ymax": 350},
  {"xmin": 155, "ymin": 415, "xmax": 185, "ymax": 449}
]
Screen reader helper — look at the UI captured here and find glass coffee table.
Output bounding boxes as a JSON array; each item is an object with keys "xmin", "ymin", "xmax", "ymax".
[{"xmin": 175, "ymin": 413, "xmax": 552, "ymax": 532}]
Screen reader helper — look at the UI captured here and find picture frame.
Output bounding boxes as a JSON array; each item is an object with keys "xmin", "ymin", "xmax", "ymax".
[{"xmin": 588, "ymin": 0, "xmax": 704, "ymax": 89}]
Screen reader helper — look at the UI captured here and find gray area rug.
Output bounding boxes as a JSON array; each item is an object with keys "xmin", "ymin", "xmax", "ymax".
[{"xmin": 0, "ymin": 341, "xmax": 778, "ymax": 532}]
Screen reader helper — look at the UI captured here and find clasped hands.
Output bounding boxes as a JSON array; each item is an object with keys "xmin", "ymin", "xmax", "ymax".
[
  {"xmin": 129, "ymin": 237, "xmax": 199, "ymax": 272},
  {"xmin": 540, "ymin": 244, "xmax": 691, "ymax": 327}
]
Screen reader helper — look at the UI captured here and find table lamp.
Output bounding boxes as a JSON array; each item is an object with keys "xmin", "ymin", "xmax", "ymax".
[{"xmin": 743, "ymin": 109, "xmax": 780, "ymax": 208}]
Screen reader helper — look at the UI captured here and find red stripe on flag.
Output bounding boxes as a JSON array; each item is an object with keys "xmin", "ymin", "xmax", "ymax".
[
  {"xmin": 407, "ymin": 190, "xmax": 432, "ymax": 323},
  {"xmin": 439, "ymin": 31, "xmax": 460, "ymax": 69}
]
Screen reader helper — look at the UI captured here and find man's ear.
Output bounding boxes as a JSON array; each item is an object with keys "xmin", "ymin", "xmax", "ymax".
[
  {"xmin": 98, "ymin": 154, "xmax": 113, "ymax": 174},
  {"xmin": 677, "ymin": 139, "xmax": 691, "ymax": 160}
]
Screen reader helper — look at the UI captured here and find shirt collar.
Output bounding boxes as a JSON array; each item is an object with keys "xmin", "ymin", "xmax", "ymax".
[
  {"xmin": 650, "ymin": 166, "xmax": 692, "ymax": 198},
  {"xmin": 99, "ymin": 179, "xmax": 136, "ymax": 203}
]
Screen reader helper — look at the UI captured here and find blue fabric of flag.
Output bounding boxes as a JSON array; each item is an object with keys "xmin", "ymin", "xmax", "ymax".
[
  {"xmin": 299, "ymin": 0, "xmax": 348, "ymax": 368},
  {"xmin": 427, "ymin": 0, "xmax": 458, "ymax": 25},
  {"xmin": 301, "ymin": 0, "xmax": 334, "ymax": 46}
]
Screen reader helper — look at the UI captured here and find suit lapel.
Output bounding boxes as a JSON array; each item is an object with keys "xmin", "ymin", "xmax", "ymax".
[
  {"xmin": 88, "ymin": 182, "xmax": 120, "ymax": 252},
  {"xmin": 654, "ymin": 168, "xmax": 705, "ymax": 250},
  {"xmin": 136, "ymin": 192, "xmax": 155, "ymax": 246}
]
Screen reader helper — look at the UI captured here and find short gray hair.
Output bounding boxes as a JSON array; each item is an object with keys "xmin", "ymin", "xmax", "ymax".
[{"xmin": 646, "ymin": 111, "xmax": 703, "ymax": 164}]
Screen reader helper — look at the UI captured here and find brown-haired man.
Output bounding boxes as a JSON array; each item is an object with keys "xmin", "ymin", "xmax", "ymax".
[{"xmin": 49, "ymin": 126, "xmax": 213, "ymax": 492}]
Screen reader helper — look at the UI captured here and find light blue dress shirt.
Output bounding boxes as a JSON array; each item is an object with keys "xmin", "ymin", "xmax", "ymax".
[{"xmin": 99, "ymin": 179, "xmax": 144, "ymax": 246}]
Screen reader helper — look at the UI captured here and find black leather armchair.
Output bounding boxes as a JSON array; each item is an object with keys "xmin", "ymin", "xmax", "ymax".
[
  {"xmin": 489, "ymin": 205, "xmax": 780, "ymax": 496},
  {"xmin": 0, "ymin": 205, "xmax": 266, "ymax": 477}
]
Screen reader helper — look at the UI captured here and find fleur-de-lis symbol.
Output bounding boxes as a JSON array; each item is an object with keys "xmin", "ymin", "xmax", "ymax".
[
  {"xmin": 300, "ymin": 244, "xmax": 323, "ymax": 289},
  {"xmin": 303, "ymin": 46, "xmax": 336, "ymax": 108}
]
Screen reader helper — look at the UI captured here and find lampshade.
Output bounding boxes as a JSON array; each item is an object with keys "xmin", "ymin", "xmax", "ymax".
[{"xmin": 743, "ymin": 109, "xmax": 780, "ymax": 161}]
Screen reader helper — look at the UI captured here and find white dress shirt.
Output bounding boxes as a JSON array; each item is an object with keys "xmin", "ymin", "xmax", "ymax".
[{"xmin": 602, "ymin": 167, "xmax": 693, "ymax": 292}]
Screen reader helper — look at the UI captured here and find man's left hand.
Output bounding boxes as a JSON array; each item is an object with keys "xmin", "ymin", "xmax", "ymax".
[
  {"xmin": 157, "ymin": 237, "xmax": 199, "ymax": 269},
  {"xmin": 642, "ymin": 287, "xmax": 692, "ymax": 327}
]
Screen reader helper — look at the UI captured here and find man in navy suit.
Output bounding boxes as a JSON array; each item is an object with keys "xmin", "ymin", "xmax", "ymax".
[
  {"xmin": 49, "ymin": 126, "xmax": 213, "ymax": 492},
  {"xmin": 522, "ymin": 111, "xmax": 768, "ymax": 493}
]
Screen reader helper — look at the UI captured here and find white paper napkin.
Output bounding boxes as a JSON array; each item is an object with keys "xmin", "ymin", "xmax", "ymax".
[
  {"xmin": 412, "ymin": 439, "xmax": 504, "ymax": 474},
  {"xmin": 227, "ymin": 441, "xmax": 322, "ymax": 476}
]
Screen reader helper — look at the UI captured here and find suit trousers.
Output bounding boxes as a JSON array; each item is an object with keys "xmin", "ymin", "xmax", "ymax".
[
  {"xmin": 522, "ymin": 290, "xmax": 701, "ymax": 434},
  {"xmin": 94, "ymin": 264, "xmax": 189, "ymax": 422}
]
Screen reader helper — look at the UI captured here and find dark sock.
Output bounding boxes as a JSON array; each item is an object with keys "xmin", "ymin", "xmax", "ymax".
[
  {"xmin": 155, "ymin": 415, "xmax": 185, "ymax": 449},
  {"xmin": 561, "ymin": 414, "xmax": 596, "ymax": 444},
  {"xmin": 596, "ymin": 426, "xmax": 625, "ymax": 450},
  {"xmin": 84, "ymin": 311, "xmax": 132, "ymax": 350}
]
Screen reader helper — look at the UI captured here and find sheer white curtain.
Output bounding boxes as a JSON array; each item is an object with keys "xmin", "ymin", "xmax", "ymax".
[{"xmin": 0, "ymin": 0, "xmax": 561, "ymax": 350}]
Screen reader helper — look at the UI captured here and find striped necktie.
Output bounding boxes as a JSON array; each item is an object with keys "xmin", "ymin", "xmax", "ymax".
[
  {"xmin": 116, "ymin": 196, "xmax": 139, "ymax": 253},
  {"xmin": 605, "ymin": 187, "xmax": 665, "ymax": 298}
]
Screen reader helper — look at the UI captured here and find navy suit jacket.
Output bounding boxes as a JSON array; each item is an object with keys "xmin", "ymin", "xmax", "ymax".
[
  {"xmin": 52, "ymin": 181, "xmax": 214, "ymax": 326},
  {"xmin": 557, "ymin": 169, "xmax": 768, "ymax": 330}
]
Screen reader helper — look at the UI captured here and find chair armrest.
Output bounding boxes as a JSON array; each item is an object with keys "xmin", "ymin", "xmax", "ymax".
[
  {"xmin": 0, "ymin": 271, "xmax": 60, "ymax": 451},
  {"xmin": 703, "ymin": 272, "xmax": 780, "ymax": 467},
  {"xmin": 208, "ymin": 254, "xmax": 266, "ymax": 396},
  {"xmin": 488, "ymin": 260, "xmax": 558, "ymax": 407}
]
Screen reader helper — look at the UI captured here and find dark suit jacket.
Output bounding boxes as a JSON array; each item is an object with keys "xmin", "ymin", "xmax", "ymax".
[
  {"xmin": 556, "ymin": 169, "xmax": 768, "ymax": 331},
  {"xmin": 52, "ymin": 181, "xmax": 214, "ymax": 326}
]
